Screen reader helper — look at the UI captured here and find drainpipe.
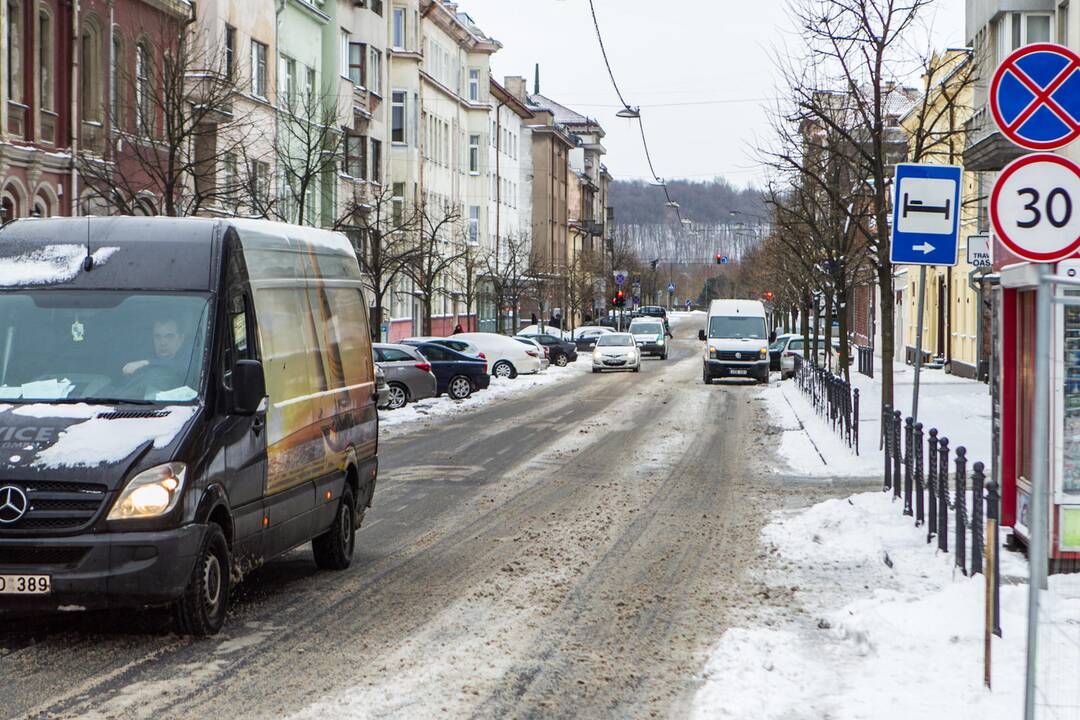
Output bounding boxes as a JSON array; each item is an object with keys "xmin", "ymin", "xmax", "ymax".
[
  {"xmin": 495, "ymin": 96, "xmax": 503, "ymax": 331},
  {"xmin": 69, "ymin": 0, "xmax": 80, "ymax": 216}
]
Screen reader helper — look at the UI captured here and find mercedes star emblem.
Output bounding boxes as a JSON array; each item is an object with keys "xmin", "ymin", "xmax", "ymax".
[{"xmin": 0, "ymin": 485, "xmax": 29, "ymax": 524}]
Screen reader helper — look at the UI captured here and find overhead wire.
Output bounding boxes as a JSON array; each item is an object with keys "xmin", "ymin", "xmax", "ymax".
[{"xmin": 585, "ymin": 0, "xmax": 684, "ymax": 226}]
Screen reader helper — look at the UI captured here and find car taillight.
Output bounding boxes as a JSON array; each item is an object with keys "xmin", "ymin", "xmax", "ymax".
[
  {"xmin": 525, "ymin": 350, "xmax": 538, "ymax": 357},
  {"xmin": 478, "ymin": 352, "xmax": 486, "ymax": 360},
  {"xmin": 415, "ymin": 362, "xmax": 432, "ymax": 372}
]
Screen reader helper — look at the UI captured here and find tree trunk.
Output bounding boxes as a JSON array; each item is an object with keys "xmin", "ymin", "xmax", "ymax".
[
  {"xmin": 838, "ymin": 284, "xmax": 851, "ymax": 384},
  {"xmin": 876, "ymin": 262, "xmax": 895, "ymax": 420},
  {"xmin": 421, "ymin": 296, "xmax": 433, "ymax": 336},
  {"xmin": 823, "ymin": 290, "xmax": 834, "ymax": 373}
]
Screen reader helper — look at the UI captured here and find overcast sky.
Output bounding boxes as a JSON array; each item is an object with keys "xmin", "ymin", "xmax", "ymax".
[{"xmin": 462, "ymin": 0, "xmax": 966, "ymax": 189}]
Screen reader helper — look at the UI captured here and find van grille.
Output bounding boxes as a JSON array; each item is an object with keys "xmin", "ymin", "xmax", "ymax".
[
  {"xmin": 0, "ymin": 481, "xmax": 108, "ymax": 535},
  {"xmin": 714, "ymin": 351, "xmax": 761, "ymax": 362},
  {"xmin": 0, "ymin": 546, "xmax": 90, "ymax": 567}
]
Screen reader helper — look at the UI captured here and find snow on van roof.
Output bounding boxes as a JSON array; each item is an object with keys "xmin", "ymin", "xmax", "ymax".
[
  {"xmin": 708, "ymin": 299, "xmax": 766, "ymax": 316},
  {"xmin": 0, "ymin": 244, "xmax": 119, "ymax": 287},
  {"xmin": 229, "ymin": 218, "xmax": 354, "ymax": 256}
]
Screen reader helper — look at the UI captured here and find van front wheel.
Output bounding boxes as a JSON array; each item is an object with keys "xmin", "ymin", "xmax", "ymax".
[
  {"xmin": 313, "ymin": 486, "xmax": 355, "ymax": 571},
  {"xmin": 174, "ymin": 524, "xmax": 231, "ymax": 636}
]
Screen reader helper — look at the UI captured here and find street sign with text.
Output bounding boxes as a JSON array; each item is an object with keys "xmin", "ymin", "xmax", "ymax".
[
  {"xmin": 890, "ymin": 163, "xmax": 962, "ymax": 266},
  {"xmin": 967, "ymin": 234, "xmax": 992, "ymax": 268},
  {"xmin": 991, "ymin": 153, "xmax": 1080, "ymax": 262},
  {"xmin": 991, "ymin": 43, "xmax": 1080, "ymax": 151}
]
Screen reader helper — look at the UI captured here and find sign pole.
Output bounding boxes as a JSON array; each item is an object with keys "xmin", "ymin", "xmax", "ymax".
[
  {"xmin": 911, "ymin": 265, "xmax": 928, "ymax": 425},
  {"xmin": 1025, "ymin": 263, "xmax": 1052, "ymax": 720}
]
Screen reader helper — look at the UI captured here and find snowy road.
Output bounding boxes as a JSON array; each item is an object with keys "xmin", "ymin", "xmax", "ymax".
[{"xmin": 0, "ymin": 317, "xmax": 862, "ymax": 720}]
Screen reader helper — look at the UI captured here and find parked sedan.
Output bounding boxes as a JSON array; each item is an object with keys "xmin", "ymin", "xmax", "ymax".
[
  {"xmin": 412, "ymin": 342, "xmax": 490, "ymax": 399},
  {"xmin": 375, "ymin": 364, "xmax": 391, "ymax": 409},
  {"xmin": 573, "ymin": 325, "xmax": 614, "ymax": 351},
  {"xmin": 455, "ymin": 332, "xmax": 543, "ymax": 378},
  {"xmin": 523, "ymin": 333, "xmax": 578, "ymax": 367},
  {"xmin": 374, "ymin": 343, "xmax": 438, "ymax": 409},
  {"xmin": 514, "ymin": 336, "xmax": 551, "ymax": 370},
  {"xmin": 591, "ymin": 332, "xmax": 641, "ymax": 373},
  {"xmin": 402, "ymin": 337, "xmax": 486, "ymax": 372}
]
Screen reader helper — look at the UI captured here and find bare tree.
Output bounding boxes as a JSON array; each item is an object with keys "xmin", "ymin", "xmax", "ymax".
[
  {"xmin": 79, "ymin": 13, "xmax": 256, "ymax": 217},
  {"xmin": 454, "ymin": 239, "xmax": 487, "ymax": 332},
  {"xmin": 484, "ymin": 230, "xmax": 533, "ymax": 334},
  {"xmin": 403, "ymin": 202, "xmax": 466, "ymax": 335},
  {"xmin": 335, "ymin": 185, "xmax": 419, "ymax": 340}
]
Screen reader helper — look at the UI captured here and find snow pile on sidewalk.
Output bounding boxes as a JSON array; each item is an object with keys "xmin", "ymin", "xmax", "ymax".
[
  {"xmin": 378, "ymin": 361, "xmax": 590, "ymax": 430},
  {"xmin": 762, "ymin": 362, "xmax": 992, "ymax": 478},
  {"xmin": 692, "ymin": 490, "xmax": 1049, "ymax": 720}
]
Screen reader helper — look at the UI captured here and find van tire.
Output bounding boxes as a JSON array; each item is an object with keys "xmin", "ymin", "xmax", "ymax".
[
  {"xmin": 174, "ymin": 524, "xmax": 231, "ymax": 637},
  {"xmin": 313, "ymin": 486, "xmax": 355, "ymax": 571},
  {"xmin": 703, "ymin": 368, "xmax": 712, "ymax": 385}
]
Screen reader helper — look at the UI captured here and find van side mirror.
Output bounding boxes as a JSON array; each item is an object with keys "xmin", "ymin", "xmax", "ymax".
[
  {"xmin": 232, "ymin": 360, "xmax": 266, "ymax": 415},
  {"xmin": 698, "ymin": 329, "xmax": 706, "ymax": 342}
]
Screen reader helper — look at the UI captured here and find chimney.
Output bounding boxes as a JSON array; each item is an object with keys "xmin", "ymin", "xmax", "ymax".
[
  {"xmin": 534, "ymin": 63, "xmax": 540, "ymax": 95},
  {"xmin": 504, "ymin": 76, "xmax": 527, "ymax": 102}
]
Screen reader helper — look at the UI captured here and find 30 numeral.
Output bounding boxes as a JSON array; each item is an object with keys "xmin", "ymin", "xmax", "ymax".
[{"xmin": 1017, "ymin": 186, "xmax": 1073, "ymax": 229}]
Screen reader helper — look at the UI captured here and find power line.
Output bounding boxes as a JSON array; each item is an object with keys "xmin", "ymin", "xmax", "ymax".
[{"xmin": 586, "ymin": 0, "xmax": 632, "ymax": 110}]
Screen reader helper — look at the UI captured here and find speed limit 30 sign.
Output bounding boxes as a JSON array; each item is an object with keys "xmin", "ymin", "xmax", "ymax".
[{"xmin": 991, "ymin": 153, "xmax": 1080, "ymax": 262}]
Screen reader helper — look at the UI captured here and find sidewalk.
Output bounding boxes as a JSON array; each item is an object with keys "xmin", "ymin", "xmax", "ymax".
[{"xmin": 761, "ymin": 359, "xmax": 992, "ymax": 479}]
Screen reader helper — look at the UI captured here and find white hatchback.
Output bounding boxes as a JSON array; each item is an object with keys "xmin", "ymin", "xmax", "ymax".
[
  {"xmin": 455, "ymin": 332, "xmax": 543, "ymax": 378},
  {"xmin": 591, "ymin": 332, "xmax": 641, "ymax": 373}
]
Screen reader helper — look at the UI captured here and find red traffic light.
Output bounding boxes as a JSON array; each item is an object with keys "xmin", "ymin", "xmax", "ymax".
[
  {"xmin": 765, "ymin": 291, "xmax": 774, "ymax": 301},
  {"xmin": 616, "ymin": 290, "xmax": 625, "ymax": 299},
  {"xmin": 715, "ymin": 254, "xmax": 722, "ymax": 265}
]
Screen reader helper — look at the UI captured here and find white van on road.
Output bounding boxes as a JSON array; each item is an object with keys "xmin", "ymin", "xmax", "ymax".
[{"xmin": 698, "ymin": 299, "xmax": 770, "ymax": 384}]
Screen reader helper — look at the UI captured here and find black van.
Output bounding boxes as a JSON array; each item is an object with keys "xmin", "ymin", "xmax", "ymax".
[{"xmin": 0, "ymin": 217, "xmax": 378, "ymax": 635}]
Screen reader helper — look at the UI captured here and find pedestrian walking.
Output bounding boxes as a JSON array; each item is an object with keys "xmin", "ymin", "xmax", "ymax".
[{"xmin": 452, "ymin": 323, "xmax": 464, "ymax": 334}]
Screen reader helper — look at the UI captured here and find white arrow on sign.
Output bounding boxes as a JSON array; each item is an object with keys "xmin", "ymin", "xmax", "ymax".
[{"xmin": 913, "ymin": 242, "xmax": 936, "ymax": 255}]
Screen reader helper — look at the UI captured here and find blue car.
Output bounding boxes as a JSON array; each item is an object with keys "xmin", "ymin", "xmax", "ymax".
[{"xmin": 412, "ymin": 342, "xmax": 490, "ymax": 399}]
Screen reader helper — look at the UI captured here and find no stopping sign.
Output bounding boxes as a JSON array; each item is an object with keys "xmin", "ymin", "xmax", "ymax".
[{"xmin": 991, "ymin": 153, "xmax": 1080, "ymax": 262}]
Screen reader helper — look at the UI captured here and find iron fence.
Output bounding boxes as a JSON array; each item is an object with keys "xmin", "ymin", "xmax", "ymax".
[
  {"xmin": 856, "ymin": 344, "xmax": 874, "ymax": 378},
  {"xmin": 794, "ymin": 359, "xmax": 859, "ymax": 454}
]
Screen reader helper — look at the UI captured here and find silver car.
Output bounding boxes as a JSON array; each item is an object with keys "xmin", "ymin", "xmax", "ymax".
[
  {"xmin": 514, "ymin": 336, "xmax": 550, "ymax": 370},
  {"xmin": 375, "ymin": 364, "xmax": 391, "ymax": 409},
  {"xmin": 374, "ymin": 343, "xmax": 438, "ymax": 409},
  {"xmin": 591, "ymin": 332, "xmax": 641, "ymax": 373}
]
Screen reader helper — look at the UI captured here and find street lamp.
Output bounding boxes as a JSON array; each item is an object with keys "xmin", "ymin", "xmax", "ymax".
[{"xmin": 616, "ymin": 105, "xmax": 641, "ymax": 119}]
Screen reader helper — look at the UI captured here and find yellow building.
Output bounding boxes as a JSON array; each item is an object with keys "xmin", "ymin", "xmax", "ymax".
[{"xmin": 898, "ymin": 49, "xmax": 987, "ymax": 380}]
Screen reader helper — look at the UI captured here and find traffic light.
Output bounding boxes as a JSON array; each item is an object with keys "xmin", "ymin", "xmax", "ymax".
[
  {"xmin": 615, "ymin": 290, "xmax": 626, "ymax": 307},
  {"xmin": 765, "ymin": 290, "xmax": 774, "ymax": 302},
  {"xmin": 715, "ymin": 254, "xmax": 722, "ymax": 265}
]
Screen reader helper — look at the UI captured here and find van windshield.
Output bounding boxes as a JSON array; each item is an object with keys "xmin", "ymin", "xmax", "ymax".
[
  {"xmin": 0, "ymin": 291, "xmax": 210, "ymax": 403},
  {"xmin": 632, "ymin": 322, "xmax": 663, "ymax": 335},
  {"xmin": 708, "ymin": 316, "xmax": 766, "ymax": 339}
]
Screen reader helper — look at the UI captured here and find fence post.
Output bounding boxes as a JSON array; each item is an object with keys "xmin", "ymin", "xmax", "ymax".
[
  {"xmin": 853, "ymin": 388, "xmax": 860, "ymax": 456},
  {"xmin": 904, "ymin": 417, "xmax": 914, "ymax": 516},
  {"xmin": 972, "ymin": 461, "xmax": 985, "ymax": 576},
  {"xmin": 938, "ymin": 438, "xmax": 950, "ymax": 553},
  {"xmin": 893, "ymin": 411, "xmax": 903, "ymax": 500},
  {"xmin": 955, "ymin": 446, "xmax": 968, "ymax": 576},
  {"xmin": 927, "ymin": 429, "xmax": 939, "ymax": 543},
  {"xmin": 986, "ymin": 478, "xmax": 1002, "ymax": 638},
  {"xmin": 914, "ymin": 423, "xmax": 925, "ymax": 526},
  {"xmin": 883, "ymin": 403, "xmax": 893, "ymax": 491}
]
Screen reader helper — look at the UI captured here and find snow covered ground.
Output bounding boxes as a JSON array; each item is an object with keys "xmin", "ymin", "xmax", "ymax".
[
  {"xmin": 691, "ymin": 489, "xmax": 1080, "ymax": 720},
  {"xmin": 378, "ymin": 360, "xmax": 592, "ymax": 432},
  {"xmin": 762, "ymin": 359, "xmax": 992, "ymax": 478}
]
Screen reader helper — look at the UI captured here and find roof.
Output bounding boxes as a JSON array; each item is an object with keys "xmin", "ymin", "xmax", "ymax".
[
  {"xmin": 527, "ymin": 93, "xmax": 595, "ymax": 128},
  {"xmin": 708, "ymin": 299, "xmax": 766, "ymax": 317}
]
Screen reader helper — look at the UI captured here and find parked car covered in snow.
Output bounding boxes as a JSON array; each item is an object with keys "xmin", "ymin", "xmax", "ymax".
[{"xmin": 454, "ymin": 332, "xmax": 542, "ymax": 378}]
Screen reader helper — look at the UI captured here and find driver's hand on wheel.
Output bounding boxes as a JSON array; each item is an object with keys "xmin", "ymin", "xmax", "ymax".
[{"xmin": 123, "ymin": 360, "xmax": 150, "ymax": 376}]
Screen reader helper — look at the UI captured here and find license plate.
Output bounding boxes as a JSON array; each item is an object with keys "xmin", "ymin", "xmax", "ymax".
[
  {"xmin": 0, "ymin": 574, "xmax": 51, "ymax": 595},
  {"xmin": 730, "ymin": 369, "xmax": 748, "ymax": 376}
]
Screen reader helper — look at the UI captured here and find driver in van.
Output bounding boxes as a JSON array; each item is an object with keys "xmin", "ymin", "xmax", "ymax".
[{"xmin": 122, "ymin": 318, "xmax": 187, "ymax": 376}]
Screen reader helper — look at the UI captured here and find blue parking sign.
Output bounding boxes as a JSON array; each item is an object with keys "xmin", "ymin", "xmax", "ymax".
[{"xmin": 890, "ymin": 163, "xmax": 961, "ymax": 267}]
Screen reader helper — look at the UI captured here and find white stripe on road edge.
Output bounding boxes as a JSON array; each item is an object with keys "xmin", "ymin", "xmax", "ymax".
[{"xmin": 780, "ymin": 390, "xmax": 827, "ymax": 466}]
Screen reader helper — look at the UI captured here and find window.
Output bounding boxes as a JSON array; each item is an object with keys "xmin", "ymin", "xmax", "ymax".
[
  {"xmin": 279, "ymin": 55, "xmax": 295, "ymax": 109},
  {"xmin": 369, "ymin": 47, "xmax": 381, "ymax": 94},
  {"xmin": 224, "ymin": 25, "xmax": 235, "ymax": 79},
  {"xmin": 305, "ymin": 66, "xmax": 315, "ymax": 108},
  {"xmin": 251, "ymin": 40, "xmax": 267, "ymax": 98},
  {"xmin": 468, "ymin": 68, "xmax": 479, "ymax": 102},
  {"xmin": 344, "ymin": 132, "xmax": 367, "ymax": 179},
  {"xmin": 135, "ymin": 42, "xmax": 151, "ymax": 136},
  {"xmin": 468, "ymin": 206, "xmax": 479, "ymax": 244},
  {"xmin": 248, "ymin": 159, "xmax": 269, "ymax": 204},
  {"xmin": 6, "ymin": 0, "xmax": 22, "ymax": 104},
  {"xmin": 392, "ymin": 6, "xmax": 405, "ymax": 49},
  {"xmin": 38, "ymin": 8, "xmax": 52, "ymax": 111},
  {"xmin": 370, "ymin": 139, "xmax": 382, "ymax": 183},
  {"xmin": 392, "ymin": 182, "xmax": 404, "ymax": 226},
  {"xmin": 469, "ymin": 134, "xmax": 480, "ymax": 173},
  {"xmin": 1059, "ymin": 2, "xmax": 1069, "ymax": 47},
  {"xmin": 391, "ymin": 90, "xmax": 406, "ymax": 143},
  {"xmin": 80, "ymin": 22, "xmax": 103, "ymax": 123},
  {"xmin": 349, "ymin": 42, "xmax": 365, "ymax": 86},
  {"xmin": 222, "ymin": 153, "xmax": 238, "ymax": 193},
  {"xmin": 109, "ymin": 32, "xmax": 120, "ymax": 126}
]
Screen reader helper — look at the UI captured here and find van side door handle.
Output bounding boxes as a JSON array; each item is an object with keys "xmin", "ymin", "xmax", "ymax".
[{"xmin": 251, "ymin": 415, "xmax": 264, "ymax": 436}]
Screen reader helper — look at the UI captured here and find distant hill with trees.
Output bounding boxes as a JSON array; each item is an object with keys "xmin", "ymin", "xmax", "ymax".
[{"xmin": 609, "ymin": 178, "xmax": 765, "ymax": 226}]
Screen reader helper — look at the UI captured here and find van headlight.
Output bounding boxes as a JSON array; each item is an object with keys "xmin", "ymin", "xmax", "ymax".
[
  {"xmin": 108, "ymin": 462, "xmax": 187, "ymax": 520},
  {"xmin": 657, "ymin": 336, "xmax": 665, "ymax": 345},
  {"xmin": 759, "ymin": 348, "xmax": 768, "ymax": 359},
  {"xmin": 709, "ymin": 346, "xmax": 717, "ymax": 358}
]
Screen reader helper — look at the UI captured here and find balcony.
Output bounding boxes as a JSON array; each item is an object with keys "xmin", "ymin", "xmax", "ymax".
[
  {"xmin": 963, "ymin": 104, "xmax": 1026, "ymax": 172},
  {"xmin": 7, "ymin": 101, "xmax": 26, "ymax": 137}
]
